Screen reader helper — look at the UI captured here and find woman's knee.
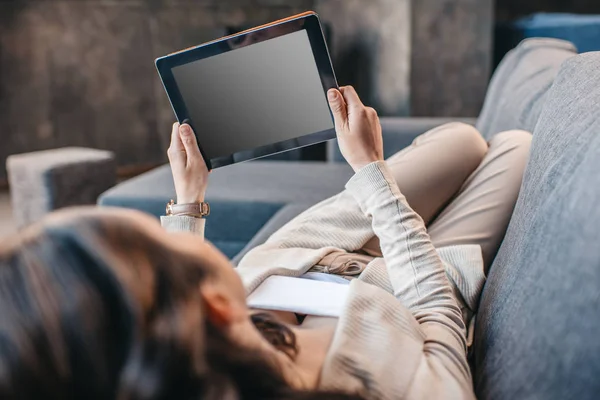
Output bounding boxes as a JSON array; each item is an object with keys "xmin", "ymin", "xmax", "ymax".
[
  {"xmin": 455, "ymin": 123, "xmax": 488, "ymax": 156},
  {"xmin": 387, "ymin": 122, "xmax": 488, "ymax": 170},
  {"xmin": 416, "ymin": 122, "xmax": 488, "ymax": 161}
]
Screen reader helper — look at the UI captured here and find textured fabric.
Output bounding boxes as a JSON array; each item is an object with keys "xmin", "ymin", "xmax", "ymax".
[
  {"xmin": 161, "ymin": 215, "xmax": 206, "ymax": 237},
  {"xmin": 327, "ymin": 117, "xmax": 477, "ymax": 163},
  {"xmin": 474, "ymin": 52, "xmax": 600, "ymax": 400},
  {"xmin": 231, "ymin": 203, "xmax": 312, "ymax": 265},
  {"xmin": 7, "ymin": 147, "xmax": 116, "ymax": 228},
  {"xmin": 476, "ymin": 38, "xmax": 577, "ymax": 140}
]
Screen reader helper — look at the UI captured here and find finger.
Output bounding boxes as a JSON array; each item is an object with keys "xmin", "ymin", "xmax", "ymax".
[
  {"xmin": 340, "ymin": 86, "xmax": 364, "ymax": 111},
  {"xmin": 179, "ymin": 124, "xmax": 204, "ymax": 168},
  {"xmin": 168, "ymin": 122, "xmax": 186, "ymax": 167},
  {"xmin": 169, "ymin": 122, "xmax": 183, "ymax": 150},
  {"xmin": 327, "ymin": 89, "xmax": 349, "ymax": 131}
]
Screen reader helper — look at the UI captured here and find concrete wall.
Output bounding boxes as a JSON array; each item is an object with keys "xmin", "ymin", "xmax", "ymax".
[
  {"xmin": 317, "ymin": 0, "xmax": 411, "ymax": 116},
  {"xmin": 411, "ymin": 0, "xmax": 494, "ymax": 117}
]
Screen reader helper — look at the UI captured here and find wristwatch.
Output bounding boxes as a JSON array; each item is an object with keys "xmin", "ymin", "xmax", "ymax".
[{"xmin": 166, "ymin": 199, "xmax": 210, "ymax": 218}]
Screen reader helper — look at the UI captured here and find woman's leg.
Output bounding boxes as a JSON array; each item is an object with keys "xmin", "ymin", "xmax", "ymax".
[
  {"xmin": 426, "ymin": 130, "xmax": 532, "ymax": 272},
  {"xmin": 361, "ymin": 122, "xmax": 488, "ymax": 255},
  {"xmin": 384, "ymin": 123, "xmax": 488, "ymax": 223}
]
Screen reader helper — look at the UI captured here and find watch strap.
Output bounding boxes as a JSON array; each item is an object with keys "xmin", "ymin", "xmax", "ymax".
[{"xmin": 167, "ymin": 200, "xmax": 210, "ymax": 218}]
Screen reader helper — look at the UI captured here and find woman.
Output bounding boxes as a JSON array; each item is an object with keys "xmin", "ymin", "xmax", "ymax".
[{"xmin": 0, "ymin": 87, "xmax": 531, "ymax": 399}]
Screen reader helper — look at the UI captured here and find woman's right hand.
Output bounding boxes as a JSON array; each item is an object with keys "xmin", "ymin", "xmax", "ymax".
[
  {"xmin": 327, "ymin": 86, "xmax": 384, "ymax": 172},
  {"xmin": 167, "ymin": 122, "xmax": 209, "ymax": 204}
]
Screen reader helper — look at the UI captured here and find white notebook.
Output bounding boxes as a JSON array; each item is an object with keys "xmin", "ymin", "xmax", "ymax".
[{"xmin": 247, "ymin": 275, "xmax": 350, "ymax": 318}]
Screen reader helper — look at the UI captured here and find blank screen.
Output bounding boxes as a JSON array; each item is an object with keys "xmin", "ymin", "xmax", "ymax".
[{"xmin": 172, "ymin": 30, "xmax": 334, "ymax": 161}]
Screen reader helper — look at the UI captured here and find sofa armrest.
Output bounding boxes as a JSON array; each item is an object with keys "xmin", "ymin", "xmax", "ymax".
[{"xmin": 326, "ymin": 117, "xmax": 477, "ymax": 163}]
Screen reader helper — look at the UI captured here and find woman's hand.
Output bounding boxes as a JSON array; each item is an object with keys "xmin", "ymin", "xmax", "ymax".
[
  {"xmin": 327, "ymin": 86, "xmax": 384, "ymax": 172},
  {"xmin": 167, "ymin": 123, "xmax": 209, "ymax": 204}
]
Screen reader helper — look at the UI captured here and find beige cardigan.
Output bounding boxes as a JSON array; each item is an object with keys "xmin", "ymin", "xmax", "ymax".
[{"xmin": 162, "ymin": 161, "xmax": 486, "ymax": 400}]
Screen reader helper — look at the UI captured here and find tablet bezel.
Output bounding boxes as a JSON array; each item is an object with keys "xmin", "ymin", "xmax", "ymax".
[{"xmin": 155, "ymin": 11, "xmax": 338, "ymax": 170}]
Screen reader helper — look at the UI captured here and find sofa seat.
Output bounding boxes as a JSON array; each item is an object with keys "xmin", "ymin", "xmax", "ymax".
[{"xmin": 99, "ymin": 161, "xmax": 354, "ymax": 258}]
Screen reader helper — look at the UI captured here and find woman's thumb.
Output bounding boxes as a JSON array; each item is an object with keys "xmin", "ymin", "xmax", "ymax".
[
  {"xmin": 328, "ymin": 89, "xmax": 348, "ymax": 129},
  {"xmin": 179, "ymin": 124, "xmax": 202, "ymax": 162}
]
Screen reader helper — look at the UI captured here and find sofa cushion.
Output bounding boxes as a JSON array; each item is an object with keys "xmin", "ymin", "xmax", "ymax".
[
  {"xmin": 474, "ymin": 52, "xmax": 600, "ymax": 400},
  {"xmin": 476, "ymin": 38, "xmax": 577, "ymax": 140},
  {"xmin": 99, "ymin": 161, "xmax": 353, "ymax": 258},
  {"xmin": 327, "ymin": 117, "xmax": 476, "ymax": 163},
  {"xmin": 231, "ymin": 203, "xmax": 313, "ymax": 265}
]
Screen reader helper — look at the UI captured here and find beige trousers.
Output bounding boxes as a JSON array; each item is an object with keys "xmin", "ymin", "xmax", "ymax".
[{"xmin": 356, "ymin": 123, "xmax": 532, "ymax": 272}]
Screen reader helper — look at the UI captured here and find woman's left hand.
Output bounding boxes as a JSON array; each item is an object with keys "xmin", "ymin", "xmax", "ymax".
[{"xmin": 167, "ymin": 122, "xmax": 209, "ymax": 204}]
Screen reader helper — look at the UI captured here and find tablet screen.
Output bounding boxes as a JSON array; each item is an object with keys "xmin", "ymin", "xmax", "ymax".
[{"xmin": 172, "ymin": 29, "xmax": 334, "ymax": 161}]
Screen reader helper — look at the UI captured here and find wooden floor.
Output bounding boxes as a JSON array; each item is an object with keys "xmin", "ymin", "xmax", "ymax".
[{"xmin": 0, "ymin": 190, "xmax": 16, "ymax": 239}]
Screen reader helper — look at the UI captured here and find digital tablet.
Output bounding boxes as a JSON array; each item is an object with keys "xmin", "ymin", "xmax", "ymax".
[{"xmin": 156, "ymin": 11, "xmax": 338, "ymax": 169}]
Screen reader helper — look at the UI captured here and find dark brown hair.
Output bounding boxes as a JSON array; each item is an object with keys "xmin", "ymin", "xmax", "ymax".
[{"xmin": 0, "ymin": 210, "xmax": 361, "ymax": 400}]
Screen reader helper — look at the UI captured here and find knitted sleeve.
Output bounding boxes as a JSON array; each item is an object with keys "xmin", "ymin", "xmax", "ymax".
[
  {"xmin": 160, "ymin": 215, "xmax": 206, "ymax": 239},
  {"xmin": 345, "ymin": 161, "xmax": 472, "ymax": 386}
]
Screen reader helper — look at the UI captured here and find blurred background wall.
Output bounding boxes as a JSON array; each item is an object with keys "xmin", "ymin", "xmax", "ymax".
[
  {"xmin": 0, "ymin": 0, "xmax": 494, "ymax": 183},
  {"xmin": 496, "ymin": 0, "xmax": 599, "ymax": 21},
  {"xmin": 3, "ymin": 0, "xmax": 597, "ymax": 184}
]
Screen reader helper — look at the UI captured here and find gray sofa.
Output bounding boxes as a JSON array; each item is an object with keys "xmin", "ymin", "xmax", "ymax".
[{"xmin": 100, "ymin": 38, "xmax": 600, "ymax": 398}]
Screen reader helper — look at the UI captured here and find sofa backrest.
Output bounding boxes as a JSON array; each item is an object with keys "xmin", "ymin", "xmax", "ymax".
[
  {"xmin": 326, "ymin": 117, "xmax": 478, "ymax": 162},
  {"xmin": 474, "ymin": 51, "xmax": 600, "ymax": 400},
  {"xmin": 476, "ymin": 38, "xmax": 577, "ymax": 140}
]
